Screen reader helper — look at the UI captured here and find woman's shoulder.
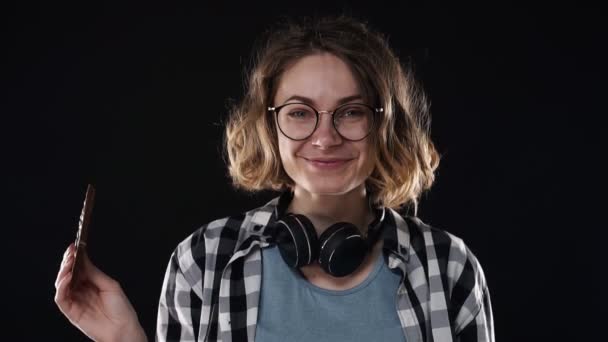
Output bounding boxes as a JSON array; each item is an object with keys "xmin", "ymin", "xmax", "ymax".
[
  {"xmin": 171, "ymin": 197, "xmax": 278, "ymax": 264},
  {"xmin": 405, "ymin": 216, "xmax": 465, "ymax": 250},
  {"xmin": 401, "ymin": 214, "xmax": 479, "ymax": 262},
  {"xmin": 398, "ymin": 213, "xmax": 489, "ymax": 290}
]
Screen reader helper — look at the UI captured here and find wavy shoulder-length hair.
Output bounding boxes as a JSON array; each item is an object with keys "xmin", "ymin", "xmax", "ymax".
[{"xmin": 224, "ymin": 15, "xmax": 440, "ymax": 213}]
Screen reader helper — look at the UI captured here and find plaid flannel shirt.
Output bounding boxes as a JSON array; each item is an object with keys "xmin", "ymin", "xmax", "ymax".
[{"xmin": 156, "ymin": 192, "xmax": 494, "ymax": 342}]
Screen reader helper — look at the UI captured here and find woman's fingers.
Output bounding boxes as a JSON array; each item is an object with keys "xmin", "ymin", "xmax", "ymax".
[
  {"xmin": 54, "ymin": 266, "xmax": 74, "ymax": 317},
  {"xmin": 56, "ymin": 241, "xmax": 119, "ymax": 291},
  {"xmin": 55, "ymin": 255, "xmax": 74, "ymax": 289},
  {"xmin": 55, "ymin": 244, "xmax": 76, "ymax": 317},
  {"xmin": 56, "ymin": 244, "xmax": 75, "ymax": 289}
]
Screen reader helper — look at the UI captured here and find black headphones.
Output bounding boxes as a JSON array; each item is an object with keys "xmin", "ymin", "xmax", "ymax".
[{"xmin": 268, "ymin": 191, "xmax": 386, "ymax": 277}]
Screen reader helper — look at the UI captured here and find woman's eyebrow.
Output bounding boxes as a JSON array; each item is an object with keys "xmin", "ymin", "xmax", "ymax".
[{"xmin": 282, "ymin": 94, "xmax": 363, "ymax": 106}]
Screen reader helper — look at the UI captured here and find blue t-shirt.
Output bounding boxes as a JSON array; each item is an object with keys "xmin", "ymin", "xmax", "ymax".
[{"xmin": 255, "ymin": 245, "xmax": 406, "ymax": 342}]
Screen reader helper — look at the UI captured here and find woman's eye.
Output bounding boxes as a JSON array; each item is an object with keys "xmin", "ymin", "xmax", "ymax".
[
  {"xmin": 342, "ymin": 109, "xmax": 363, "ymax": 117},
  {"xmin": 288, "ymin": 110, "xmax": 311, "ymax": 118}
]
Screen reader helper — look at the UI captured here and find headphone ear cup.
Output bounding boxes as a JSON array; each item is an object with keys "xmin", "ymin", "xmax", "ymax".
[
  {"xmin": 318, "ymin": 223, "xmax": 367, "ymax": 277},
  {"xmin": 274, "ymin": 214, "xmax": 320, "ymax": 268}
]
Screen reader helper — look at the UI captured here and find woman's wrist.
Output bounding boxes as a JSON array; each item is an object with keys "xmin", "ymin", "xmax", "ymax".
[
  {"xmin": 124, "ymin": 323, "xmax": 147, "ymax": 342},
  {"xmin": 108, "ymin": 322, "xmax": 147, "ymax": 342}
]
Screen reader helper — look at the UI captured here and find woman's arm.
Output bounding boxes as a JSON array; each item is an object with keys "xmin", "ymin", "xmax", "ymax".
[
  {"xmin": 156, "ymin": 249, "xmax": 202, "ymax": 342},
  {"xmin": 449, "ymin": 242, "xmax": 495, "ymax": 342},
  {"xmin": 456, "ymin": 285, "xmax": 494, "ymax": 342}
]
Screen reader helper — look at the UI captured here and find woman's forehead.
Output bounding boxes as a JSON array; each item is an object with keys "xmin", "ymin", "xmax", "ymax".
[{"xmin": 273, "ymin": 53, "xmax": 362, "ymax": 106}]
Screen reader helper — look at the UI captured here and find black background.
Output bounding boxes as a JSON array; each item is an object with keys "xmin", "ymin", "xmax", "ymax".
[{"xmin": 4, "ymin": 2, "xmax": 604, "ymax": 341}]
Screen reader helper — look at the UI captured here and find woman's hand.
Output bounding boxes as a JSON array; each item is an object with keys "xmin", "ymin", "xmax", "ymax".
[{"xmin": 54, "ymin": 243, "xmax": 148, "ymax": 342}]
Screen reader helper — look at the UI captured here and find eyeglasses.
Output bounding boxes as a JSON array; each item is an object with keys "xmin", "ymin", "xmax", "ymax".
[{"xmin": 268, "ymin": 102, "xmax": 383, "ymax": 141}]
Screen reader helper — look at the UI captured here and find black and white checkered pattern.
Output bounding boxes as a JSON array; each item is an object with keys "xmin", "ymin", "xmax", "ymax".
[{"xmin": 156, "ymin": 192, "xmax": 494, "ymax": 342}]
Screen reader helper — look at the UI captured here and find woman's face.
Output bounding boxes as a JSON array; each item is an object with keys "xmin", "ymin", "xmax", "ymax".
[{"xmin": 272, "ymin": 52, "xmax": 375, "ymax": 196}]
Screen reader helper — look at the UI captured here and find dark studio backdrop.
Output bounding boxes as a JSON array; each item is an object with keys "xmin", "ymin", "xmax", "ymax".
[{"xmin": 4, "ymin": 2, "xmax": 604, "ymax": 341}]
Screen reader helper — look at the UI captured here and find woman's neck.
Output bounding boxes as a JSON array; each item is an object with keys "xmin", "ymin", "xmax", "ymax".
[{"xmin": 286, "ymin": 185, "xmax": 375, "ymax": 236}]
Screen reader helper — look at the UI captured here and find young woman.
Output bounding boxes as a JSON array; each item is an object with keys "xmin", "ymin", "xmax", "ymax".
[{"xmin": 55, "ymin": 15, "xmax": 494, "ymax": 342}]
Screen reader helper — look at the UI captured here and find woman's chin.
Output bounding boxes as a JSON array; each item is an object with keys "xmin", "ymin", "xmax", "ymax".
[{"xmin": 299, "ymin": 181, "xmax": 361, "ymax": 196}]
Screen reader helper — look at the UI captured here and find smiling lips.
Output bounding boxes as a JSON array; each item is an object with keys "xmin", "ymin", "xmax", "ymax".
[{"xmin": 304, "ymin": 157, "xmax": 354, "ymax": 170}]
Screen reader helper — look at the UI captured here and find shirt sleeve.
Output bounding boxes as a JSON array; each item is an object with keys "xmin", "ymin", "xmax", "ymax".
[
  {"xmin": 456, "ymin": 283, "xmax": 494, "ymax": 342},
  {"xmin": 156, "ymin": 249, "xmax": 201, "ymax": 342},
  {"xmin": 451, "ymin": 244, "xmax": 495, "ymax": 342}
]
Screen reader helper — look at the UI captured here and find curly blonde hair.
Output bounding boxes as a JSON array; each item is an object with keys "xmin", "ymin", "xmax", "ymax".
[{"xmin": 223, "ymin": 15, "xmax": 440, "ymax": 213}]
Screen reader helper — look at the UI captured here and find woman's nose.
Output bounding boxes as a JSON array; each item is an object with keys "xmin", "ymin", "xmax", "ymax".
[{"xmin": 310, "ymin": 112, "xmax": 343, "ymax": 148}]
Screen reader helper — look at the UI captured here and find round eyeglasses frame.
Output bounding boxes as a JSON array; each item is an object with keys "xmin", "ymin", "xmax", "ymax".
[{"xmin": 268, "ymin": 102, "xmax": 384, "ymax": 141}]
